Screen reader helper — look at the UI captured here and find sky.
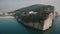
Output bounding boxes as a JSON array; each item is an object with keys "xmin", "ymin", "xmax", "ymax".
[{"xmin": 0, "ymin": 0, "xmax": 60, "ymax": 15}]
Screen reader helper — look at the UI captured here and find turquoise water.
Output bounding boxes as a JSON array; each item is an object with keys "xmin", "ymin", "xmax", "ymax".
[{"xmin": 0, "ymin": 17, "xmax": 60, "ymax": 34}]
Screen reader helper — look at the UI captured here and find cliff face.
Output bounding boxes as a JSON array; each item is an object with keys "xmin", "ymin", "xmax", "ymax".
[{"xmin": 43, "ymin": 12, "xmax": 54, "ymax": 30}]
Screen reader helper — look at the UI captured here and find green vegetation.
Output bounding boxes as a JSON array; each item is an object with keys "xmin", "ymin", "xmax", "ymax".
[{"xmin": 14, "ymin": 4, "xmax": 54, "ymax": 23}]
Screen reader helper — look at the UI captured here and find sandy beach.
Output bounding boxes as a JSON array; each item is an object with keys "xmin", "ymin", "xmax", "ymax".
[{"xmin": 0, "ymin": 16, "xmax": 14, "ymax": 18}]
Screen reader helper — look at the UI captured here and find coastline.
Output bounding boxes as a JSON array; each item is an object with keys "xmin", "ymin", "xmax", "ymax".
[{"xmin": 0, "ymin": 16, "xmax": 14, "ymax": 18}]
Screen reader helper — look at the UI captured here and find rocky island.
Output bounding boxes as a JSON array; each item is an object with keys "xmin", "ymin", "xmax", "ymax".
[{"xmin": 14, "ymin": 4, "xmax": 58, "ymax": 31}]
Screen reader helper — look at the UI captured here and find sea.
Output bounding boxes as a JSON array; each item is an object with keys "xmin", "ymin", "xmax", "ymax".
[{"xmin": 0, "ymin": 16, "xmax": 60, "ymax": 34}]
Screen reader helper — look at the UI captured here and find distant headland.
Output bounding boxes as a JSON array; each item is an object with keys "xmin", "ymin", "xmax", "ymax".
[{"xmin": 0, "ymin": 12, "xmax": 15, "ymax": 18}]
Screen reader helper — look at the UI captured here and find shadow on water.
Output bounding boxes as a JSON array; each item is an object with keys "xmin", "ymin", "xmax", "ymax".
[
  {"xmin": 19, "ymin": 22, "xmax": 54, "ymax": 34},
  {"xmin": 23, "ymin": 26, "xmax": 53, "ymax": 34},
  {"xmin": 19, "ymin": 23, "xmax": 52, "ymax": 34},
  {"xmin": 18, "ymin": 16, "xmax": 60, "ymax": 34}
]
